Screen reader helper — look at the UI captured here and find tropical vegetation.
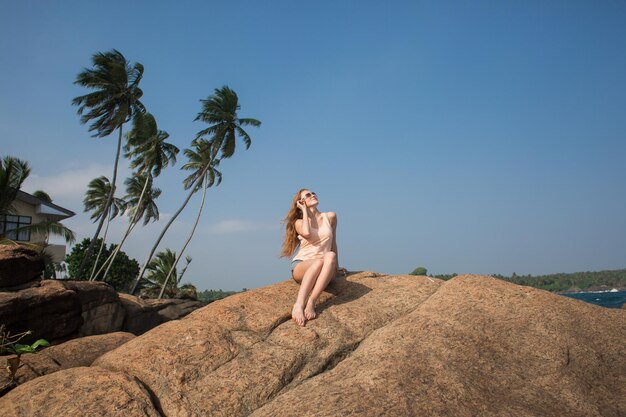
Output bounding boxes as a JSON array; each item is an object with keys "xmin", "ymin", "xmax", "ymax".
[
  {"xmin": 0, "ymin": 49, "xmax": 265, "ymax": 299},
  {"xmin": 0, "ymin": 325, "xmax": 49, "ymax": 393},
  {"xmin": 409, "ymin": 266, "xmax": 428, "ymax": 276},
  {"xmin": 130, "ymin": 86, "xmax": 260, "ymax": 295},
  {"xmin": 82, "ymin": 176, "xmax": 127, "ymax": 280},
  {"xmin": 140, "ymin": 249, "xmax": 195, "ymax": 298},
  {"xmin": 67, "ymin": 238, "xmax": 139, "ymax": 292},
  {"xmin": 196, "ymin": 289, "xmax": 245, "ymax": 303},
  {"xmin": 495, "ymin": 269, "xmax": 626, "ymax": 292},
  {"xmin": 72, "ymin": 49, "xmax": 146, "ymax": 280},
  {"xmin": 414, "ymin": 267, "xmax": 626, "ymax": 292}
]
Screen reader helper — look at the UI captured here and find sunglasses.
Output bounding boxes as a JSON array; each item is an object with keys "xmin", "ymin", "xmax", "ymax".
[{"xmin": 302, "ymin": 192, "xmax": 316, "ymax": 199}]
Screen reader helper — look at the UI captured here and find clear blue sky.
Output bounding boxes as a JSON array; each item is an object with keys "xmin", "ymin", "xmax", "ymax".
[{"xmin": 2, "ymin": 1, "xmax": 625, "ymax": 291}]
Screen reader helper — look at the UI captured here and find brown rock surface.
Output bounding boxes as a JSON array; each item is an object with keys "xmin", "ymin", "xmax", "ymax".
[
  {"xmin": 119, "ymin": 293, "xmax": 204, "ymax": 335},
  {"xmin": 0, "ymin": 280, "xmax": 125, "ymax": 344},
  {"xmin": 0, "ymin": 367, "xmax": 160, "ymax": 417},
  {"xmin": 251, "ymin": 275, "xmax": 626, "ymax": 417},
  {"xmin": 92, "ymin": 272, "xmax": 438, "ymax": 417},
  {"xmin": 0, "ymin": 245, "xmax": 44, "ymax": 288},
  {"xmin": 2, "ymin": 273, "xmax": 625, "ymax": 417},
  {"xmin": 0, "ymin": 280, "xmax": 83, "ymax": 344},
  {"xmin": 0, "ymin": 331, "xmax": 135, "ymax": 387},
  {"xmin": 0, "ymin": 276, "xmax": 202, "ymax": 347},
  {"xmin": 58, "ymin": 280, "xmax": 125, "ymax": 336}
]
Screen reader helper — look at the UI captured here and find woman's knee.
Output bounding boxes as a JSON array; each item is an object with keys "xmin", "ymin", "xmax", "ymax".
[
  {"xmin": 308, "ymin": 259, "xmax": 324, "ymax": 273},
  {"xmin": 324, "ymin": 251, "xmax": 337, "ymax": 263}
]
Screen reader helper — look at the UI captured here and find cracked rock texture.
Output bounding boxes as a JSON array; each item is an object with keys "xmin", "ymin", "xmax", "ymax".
[
  {"xmin": 1, "ymin": 367, "xmax": 160, "ymax": 417},
  {"xmin": 0, "ymin": 332, "xmax": 135, "ymax": 387},
  {"xmin": 1, "ymin": 273, "xmax": 625, "ymax": 417}
]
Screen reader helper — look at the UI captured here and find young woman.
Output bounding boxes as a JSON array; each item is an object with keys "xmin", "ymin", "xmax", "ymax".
[{"xmin": 281, "ymin": 188, "xmax": 346, "ymax": 326}]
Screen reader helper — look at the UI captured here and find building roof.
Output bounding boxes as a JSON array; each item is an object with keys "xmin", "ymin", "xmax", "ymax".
[{"xmin": 16, "ymin": 190, "xmax": 75, "ymax": 220}]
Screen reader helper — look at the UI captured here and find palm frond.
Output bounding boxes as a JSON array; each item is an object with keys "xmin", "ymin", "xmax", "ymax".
[
  {"xmin": 83, "ymin": 176, "xmax": 126, "ymax": 221},
  {"xmin": 72, "ymin": 49, "xmax": 145, "ymax": 138},
  {"xmin": 125, "ymin": 113, "xmax": 179, "ymax": 177},
  {"xmin": 0, "ymin": 156, "xmax": 31, "ymax": 213},
  {"xmin": 13, "ymin": 221, "xmax": 76, "ymax": 244},
  {"xmin": 124, "ymin": 173, "xmax": 161, "ymax": 225},
  {"xmin": 193, "ymin": 86, "xmax": 260, "ymax": 162}
]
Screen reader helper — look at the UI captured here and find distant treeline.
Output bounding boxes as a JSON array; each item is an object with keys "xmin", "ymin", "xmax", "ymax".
[
  {"xmin": 197, "ymin": 288, "xmax": 247, "ymax": 303},
  {"xmin": 429, "ymin": 269, "xmax": 626, "ymax": 292}
]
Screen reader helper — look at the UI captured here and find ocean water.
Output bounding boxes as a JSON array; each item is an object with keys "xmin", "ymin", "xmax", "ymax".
[{"xmin": 560, "ymin": 290, "xmax": 626, "ymax": 309}]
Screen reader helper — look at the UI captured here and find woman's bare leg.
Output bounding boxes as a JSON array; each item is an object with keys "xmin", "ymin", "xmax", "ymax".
[
  {"xmin": 305, "ymin": 251, "xmax": 337, "ymax": 320},
  {"xmin": 291, "ymin": 259, "xmax": 323, "ymax": 326}
]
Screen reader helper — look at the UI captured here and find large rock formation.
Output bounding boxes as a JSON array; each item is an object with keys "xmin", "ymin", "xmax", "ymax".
[
  {"xmin": 61, "ymin": 280, "xmax": 126, "ymax": 336},
  {"xmin": 0, "ymin": 246, "xmax": 205, "ymax": 345},
  {"xmin": 1, "ymin": 272, "xmax": 624, "ymax": 417},
  {"xmin": 0, "ymin": 332, "xmax": 135, "ymax": 387},
  {"xmin": 0, "ymin": 246, "xmax": 44, "ymax": 291},
  {"xmin": 118, "ymin": 294, "xmax": 205, "ymax": 336},
  {"xmin": 1, "ymin": 367, "xmax": 160, "ymax": 417},
  {"xmin": 0, "ymin": 280, "xmax": 83, "ymax": 343},
  {"xmin": 0, "ymin": 279, "xmax": 204, "ymax": 344}
]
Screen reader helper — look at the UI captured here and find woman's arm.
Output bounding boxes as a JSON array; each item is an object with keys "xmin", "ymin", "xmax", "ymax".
[
  {"xmin": 328, "ymin": 212, "xmax": 341, "ymax": 270},
  {"xmin": 295, "ymin": 201, "xmax": 311, "ymax": 238}
]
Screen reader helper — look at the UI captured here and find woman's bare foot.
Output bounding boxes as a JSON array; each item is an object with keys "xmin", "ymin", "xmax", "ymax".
[
  {"xmin": 292, "ymin": 303, "xmax": 306, "ymax": 326},
  {"xmin": 304, "ymin": 300, "xmax": 317, "ymax": 320}
]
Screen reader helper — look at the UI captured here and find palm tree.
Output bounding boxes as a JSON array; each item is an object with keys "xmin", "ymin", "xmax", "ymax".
[
  {"xmin": 82, "ymin": 176, "xmax": 126, "ymax": 280},
  {"xmin": 0, "ymin": 156, "xmax": 31, "ymax": 215},
  {"xmin": 130, "ymin": 139, "xmax": 222, "ymax": 294},
  {"xmin": 157, "ymin": 142, "xmax": 220, "ymax": 298},
  {"xmin": 131, "ymin": 86, "xmax": 260, "ymax": 295},
  {"xmin": 72, "ymin": 49, "xmax": 146, "ymax": 279},
  {"xmin": 125, "ymin": 113, "xmax": 179, "ymax": 177},
  {"xmin": 142, "ymin": 249, "xmax": 178, "ymax": 298},
  {"xmin": 95, "ymin": 173, "xmax": 161, "ymax": 282},
  {"xmin": 31, "ymin": 190, "xmax": 64, "ymax": 246},
  {"xmin": 83, "ymin": 176, "xmax": 126, "ymax": 223},
  {"xmin": 195, "ymin": 85, "xmax": 261, "ymax": 160},
  {"xmin": 177, "ymin": 256, "xmax": 193, "ymax": 286},
  {"xmin": 95, "ymin": 113, "xmax": 178, "ymax": 281},
  {"xmin": 0, "ymin": 156, "xmax": 75, "ymax": 245}
]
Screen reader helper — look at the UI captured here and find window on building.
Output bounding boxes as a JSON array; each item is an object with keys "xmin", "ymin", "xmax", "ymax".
[{"xmin": 0, "ymin": 214, "xmax": 32, "ymax": 241}]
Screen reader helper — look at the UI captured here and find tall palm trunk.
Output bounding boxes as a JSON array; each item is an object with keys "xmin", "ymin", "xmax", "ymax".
[
  {"xmin": 130, "ymin": 166, "xmax": 208, "ymax": 294},
  {"xmin": 97, "ymin": 173, "xmax": 150, "ymax": 282},
  {"xmin": 177, "ymin": 259, "xmax": 192, "ymax": 287},
  {"xmin": 88, "ymin": 214, "xmax": 112, "ymax": 281},
  {"xmin": 93, "ymin": 219, "xmax": 138, "ymax": 281},
  {"xmin": 76, "ymin": 125, "xmax": 124, "ymax": 279},
  {"xmin": 158, "ymin": 175, "xmax": 207, "ymax": 299}
]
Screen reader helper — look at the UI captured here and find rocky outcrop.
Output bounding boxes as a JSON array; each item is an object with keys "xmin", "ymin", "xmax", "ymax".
[
  {"xmin": 2, "ymin": 272, "xmax": 624, "ymax": 417},
  {"xmin": 0, "ymin": 247, "xmax": 204, "ymax": 346},
  {"xmin": 0, "ymin": 332, "xmax": 135, "ymax": 387},
  {"xmin": 1, "ymin": 279, "xmax": 203, "ymax": 344},
  {"xmin": 252, "ymin": 275, "xmax": 626, "ymax": 417},
  {"xmin": 1, "ymin": 367, "xmax": 160, "ymax": 417},
  {"xmin": 0, "ymin": 280, "xmax": 83, "ymax": 344},
  {"xmin": 0, "ymin": 246, "xmax": 44, "ymax": 290},
  {"xmin": 119, "ymin": 294, "xmax": 204, "ymax": 335},
  {"xmin": 60, "ymin": 280, "xmax": 125, "ymax": 336}
]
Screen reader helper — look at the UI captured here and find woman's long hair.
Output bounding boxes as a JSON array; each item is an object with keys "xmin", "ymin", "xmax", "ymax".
[{"xmin": 280, "ymin": 188, "xmax": 308, "ymax": 258}]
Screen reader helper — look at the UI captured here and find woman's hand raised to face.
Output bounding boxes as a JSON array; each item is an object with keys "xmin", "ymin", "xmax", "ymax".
[{"xmin": 296, "ymin": 199, "xmax": 307, "ymax": 212}]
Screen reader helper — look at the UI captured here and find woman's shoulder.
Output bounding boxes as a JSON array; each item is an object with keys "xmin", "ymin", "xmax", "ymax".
[{"xmin": 324, "ymin": 212, "xmax": 337, "ymax": 223}]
